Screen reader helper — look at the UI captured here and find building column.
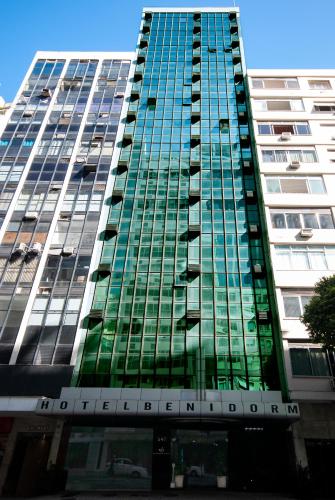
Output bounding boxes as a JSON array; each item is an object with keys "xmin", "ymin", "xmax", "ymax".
[
  {"xmin": 291, "ymin": 423, "xmax": 308, "ymax": 468},
  {"xmin": 47, "ymin": 419, "xmax": 64, "ymax": 469}
]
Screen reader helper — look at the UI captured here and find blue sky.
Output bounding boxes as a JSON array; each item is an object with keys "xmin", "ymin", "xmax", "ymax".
[{"xmin": 0, "ymin": 0, "xmax": 334, "ymax": 101}]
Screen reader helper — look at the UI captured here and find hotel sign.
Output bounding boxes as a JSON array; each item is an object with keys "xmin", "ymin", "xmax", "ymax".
[{"xmin": 36, "ymin": 398, "xmax": 300, "ymax": 420}]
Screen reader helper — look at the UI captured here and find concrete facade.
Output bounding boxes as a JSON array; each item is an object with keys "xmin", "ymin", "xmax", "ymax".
[{"xmin": 248, "ymin": 69, "xmax": 335, "ymax": 490}]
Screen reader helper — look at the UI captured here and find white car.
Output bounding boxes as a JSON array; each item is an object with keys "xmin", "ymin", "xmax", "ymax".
[
  {"xmin": 187, "ymin": 465, "xmax": 204, "ymax": 477},
  {"xmin": 112, "ymin": 458, "xmax": 148, "ymax": 478}
]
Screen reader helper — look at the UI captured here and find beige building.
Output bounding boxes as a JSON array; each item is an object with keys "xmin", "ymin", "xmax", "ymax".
[{"xmin": 248, "ymin": 69, "xmax": 335, "ymax": 494}]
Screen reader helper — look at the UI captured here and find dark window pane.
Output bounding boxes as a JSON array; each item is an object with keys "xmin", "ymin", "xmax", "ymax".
[{"xmin": 290, "ymin": 349, "xmax": 312, "ymax": 375}]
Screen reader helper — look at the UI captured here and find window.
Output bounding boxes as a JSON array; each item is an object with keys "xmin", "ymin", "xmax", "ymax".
[
  {"xmin": 254, "ymin": 100, "xmax": 304, "ymax": 112},
  {"xmin": 270, "ymin": 209, "xmax": 334, "ymax": 229},
  {"xmin": 282, "ymin": 290, "xmax": 313, "ymax": 317},
  {"xmin": 252, "ymin": 78, "xmax": 299, "ymax": 89},
  {"xmin": 290, "ymin": 348, "xmax": 330, "ymax": 376},
  {"xmin": 265, "ymin": 176, "xmax": 325, "ymax": 194},
  {"xmin": 258, "ymin": 122, "xmax": 311, "ymax": 135},
  {"xmin": 261, "ymin": 149, "xmax": 317, "ymax": 163},
  {"xmin": 313, "ymin": 102, "xmax": 335, "ymax": 112},
  {"xmin": 274, "ymin": 245, "xmax": 335, "ymax": 270},
  {"xmin": 308, "ymin": 80, "xmax": 332, "ymax": 90}
]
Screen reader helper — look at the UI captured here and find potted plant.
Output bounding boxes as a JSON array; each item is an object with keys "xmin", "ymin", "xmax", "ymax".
[
  {"xmin": 174, "ymin": 463, "xmax": 185, "ymax": 488},
  {"xmin": 216, "ymin": 458, "xmax": 227, "ymax": 489}
]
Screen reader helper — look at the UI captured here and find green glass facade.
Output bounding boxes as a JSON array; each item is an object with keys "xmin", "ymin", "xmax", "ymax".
[{"xmin": 76, "ymin": 10, "xmax": 281, "ymax": 392}]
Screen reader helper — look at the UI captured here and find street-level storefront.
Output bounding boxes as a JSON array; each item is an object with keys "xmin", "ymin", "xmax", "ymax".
[
  {"xmin": 35, "ymin": 387, "xmax": 300, "ymax": 492},
  {"xmin": 63, "ymin": 423, "xmax": 294, "ymax": 492}
]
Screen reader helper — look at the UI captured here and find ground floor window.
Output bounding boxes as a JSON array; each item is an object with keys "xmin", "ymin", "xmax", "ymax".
[
  {"xmin": 171, "ymin": 429, "xmax": 228, "ymax": 488},
  {"xmin": 65, "ymin": 427, "xmax": 153, "ymax": 490}
]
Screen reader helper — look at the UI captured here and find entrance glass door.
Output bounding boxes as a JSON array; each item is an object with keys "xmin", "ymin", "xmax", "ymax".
[{"xmin": 171, "ymin": 430, "xmax": 228, "ymax": 488}]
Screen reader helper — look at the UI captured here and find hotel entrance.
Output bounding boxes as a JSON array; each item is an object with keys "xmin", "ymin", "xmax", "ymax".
[{"xmin": 171, "ymin": 430, "xmax": 228, "ymax": 489}]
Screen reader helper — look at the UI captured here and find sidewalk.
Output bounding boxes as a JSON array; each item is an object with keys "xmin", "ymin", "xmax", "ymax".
[{"xmin": 2, "ymin": 492, "xmax": 301, "ymax": 500}]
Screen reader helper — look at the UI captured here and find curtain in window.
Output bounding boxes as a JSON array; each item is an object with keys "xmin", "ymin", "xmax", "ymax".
[
  {"xmin": 309, "ymin": 251, "xmax": 327, "ymax": 270},
  {"xmin": 290, "ymin": 349, "xmax": 312, "ymax": 375},
  {"xmin": 310, "ymin": 349, "xmax": 330, "ymax": 376},
  {"xmin": 291, "ymin": 251, "xmax": 309, "ymax": 270}
]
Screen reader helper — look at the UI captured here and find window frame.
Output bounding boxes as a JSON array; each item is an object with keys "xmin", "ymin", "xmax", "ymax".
[
  {"xmin": 289, "ymin": 347, "xmax": 331, "ymax": 377},
  {"xmin": 258, "ymin": 122, "xmax": 311, "ymax": 136},
  {"xmin": 308, "ymin": 80, "xmax": 332, "ymax": 90},
  {"xmin": 251, "ymin": 77, "xmax": 300, "ymax": 89},
  {"xmin": 265, "ymin": 176, "xmax": 326, "ymax": 194}
]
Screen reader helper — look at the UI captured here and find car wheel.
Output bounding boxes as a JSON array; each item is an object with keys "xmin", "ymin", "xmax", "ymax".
[
  {"xmin": 131, "ymin": 471, "xmax": 141, "ymax": 478},
  {"xmin": 190, "ymin": 470, "xmax": 198, "ymax": 477}
]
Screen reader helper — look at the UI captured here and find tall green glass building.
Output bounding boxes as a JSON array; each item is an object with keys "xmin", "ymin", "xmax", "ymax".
[
  {"xmin": 34, "ymin": 8, "xmax": 299, "ymax": 493},
  {"xmin": 78, "ymin": 9, "xmax": 282, "ymax": 393}
]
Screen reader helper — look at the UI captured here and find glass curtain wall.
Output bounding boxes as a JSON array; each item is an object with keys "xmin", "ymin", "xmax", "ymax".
[{"xmin": 78, "ymin": 11, "xmax": 280, "ymax": 391}]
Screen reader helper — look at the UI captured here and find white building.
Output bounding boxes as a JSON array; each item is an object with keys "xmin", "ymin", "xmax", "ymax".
[
  {"xmin": 0, "ymin": 97, "xmax": 10, "ymax": 134},
  {"xmin": 249, "ymin": 69, "xmax": 335, "ymax": 489}
]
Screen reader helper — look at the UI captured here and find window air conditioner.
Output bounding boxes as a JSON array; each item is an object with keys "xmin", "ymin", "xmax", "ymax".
[
  {"xmin": 29, "ymin": 242, "xmax": 42, "ymax": 255},
  {"xmin": 12, "ymin": 243, "xmax": 28, "ymax": 256},
  {"xmin": 289, "ymin": 160, "xmax": 301, "ymax": 169},
  {"xmin": 40, "ymin": 88, "xmax": 52, "ymax": 98},
  {"xmin": 253, "ymin": 264, "xmax": 263, "ymax": 275},
  {"xmin": 300, "ymin": 228, "xmax": 313, "ymax": 238},
  {"xmin": 188, "ymin": 263, "xmax": 201, "ymax": 274},
  {"xmin": 280, "ymin": 132, "xmax": 292, "ymax": 141},
  {"xmin": 115, "ymin": 92, "xmax": 125, "ymax": 98},
  {"xmin": 62, "ymin": 247, "xmax": 74, "ymax": 256},
  {"xmin": 89, "ymin": 308, "xmax": 104, "ymax": 320},
  {"xmin": 23, "ymin": 212, "xmax": 38, "ymax": 221},
  {"xmin": 59, "ymin": 118, "xmax": 70, "ymax": 125},
  {"xmin": 84, "ymin": 163, "xmax": 97, "ymax": 173},
  {"xmin": 76, "ymin": 156, "xmax": 87, "ymax": 163},
  {"xmin": 49, "ymin": 184, "xmax": 63, "ymax": 191}
]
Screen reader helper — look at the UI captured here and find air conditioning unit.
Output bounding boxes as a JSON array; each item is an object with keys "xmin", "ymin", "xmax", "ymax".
[
  {"xmin": 249, "ymin": 224, "xmax": 259, "ymax": 234},
  {"xmin": 12, "ymin": 243, "xmax": 28, "ymax": 256},
  {"xmin": 105, "ymin": 223, "xmax": 118, "ymax": 235},
  {"xmin": 253, "ymin": 264, "xmax": 263, "ymax": 275},
  {"xmin": 300, "ymin": 228, "xmax": 313, "ymax": 238},
  {"xmin": 188, "ymin": 263, "xmax": 201, "ymax": 274},
  {"xmin": 246, "ymin": 190, "xmax": 256, "ymax": 202},
  {"xmin": 59, "ymin": 117, "xmax": 70, "ymax": 125},
  {"xmin": 289, "ymin": 160, "xmax": 301, "ymax": 169},
  {"xmin": 257, "ymin": 311, "xmax": 270, "ymax": 323},
  {"xmin": 23, "ymin": 211, "xmax": 38, "ymax": 221},
  {"xmin": 329, "ymin": 377, "xmax": 335, "ymax": 391},
  {"xmin": 88, "ymin": 308, "xmax": 104, "ymax": 320},
  {"xmin": 76, "ymin": 156, "xmax": 87, "ymax": 163},
  {"xmin": 23, "ymin": 111, "xmax": 34, "ymax": 118},
  {"xmin": 29, "ymin": 242, "xmax": 42, "ymax": 255},
  {"xmin": 115, "ymin": 92, "xmax": 124, "ymax": 98},
  {"xmin": 189, "ymin": 224, "xmax": 201, "ymax": 234},
  {"xmin": 280, "ymin": 132, "xmax": 292, "ymax": 141},
  {"xmin": 49, "ymin": 184, "xmax": 63, "ymax": 191},
  {"xmin": 98, "ymin": 263, "xmax": 112, "ymax": 274},
  {"xmin": 55, "ymin": 133, "xmax": 66, "ymax": 139},
  {"xmin": 62, "ymin": 247, "xmax": 74, "ymax": 256},
  {"xmin": 40, "ymin": 88, "xmax": 52, "ymax": 98},
  {"xmin": 84, "ymin": 163, "xmax": 97, "ymax": 173},
  {"xmin": 187, "ymin": 309, "xmax": 201, "ymax": 320}
]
